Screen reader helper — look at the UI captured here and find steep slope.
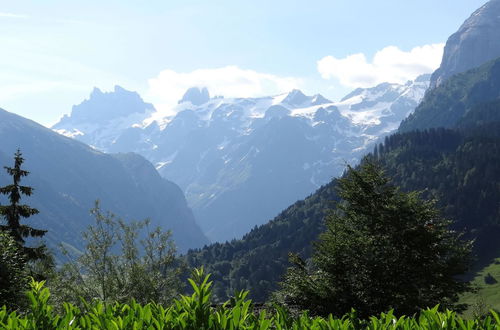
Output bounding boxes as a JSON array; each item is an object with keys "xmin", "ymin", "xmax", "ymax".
[
  {"xmin": 0, "ymin": 108, "xmax": 208, "ymax": 253},
  {"xmin": 400, "ymin": 57, "xmax": 500, "ymax": 132},
  {"xmin": 53, "ymin": 77, "xmax": 428, "ymax": 242},
  {"xmin": 430, "ymin": 0, "xmax": 500, "ymax": 88}
]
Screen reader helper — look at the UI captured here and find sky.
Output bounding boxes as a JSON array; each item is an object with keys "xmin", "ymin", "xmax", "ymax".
[{"xmin": 0, "ymin": 0, "xmax": 489, "ymax": 126}]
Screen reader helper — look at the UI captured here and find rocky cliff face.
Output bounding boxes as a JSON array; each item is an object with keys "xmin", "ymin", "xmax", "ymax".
[{"xmin": 430, "ymin": 0, "xmax": 500, "ymax": 88}]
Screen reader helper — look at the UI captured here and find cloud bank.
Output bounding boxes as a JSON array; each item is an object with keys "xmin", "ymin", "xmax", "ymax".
[
  {"xmin": 147, "ymin": 66, "xmax": 302, "ymax": 114},
  {"xmin": 317, "ymin": 43, "xmax": 444, "ymax": 88}
]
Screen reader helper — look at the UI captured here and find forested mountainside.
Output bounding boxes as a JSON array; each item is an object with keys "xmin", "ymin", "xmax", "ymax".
[
  {"xmin": 400, "ymin": 57, "xmax": 500, "ymax": 132},
  {"xmin": 186, "ymin": 56, "xmax": 500, "ymax": 301},
  {"xmin": 0, "ymin": 108, "xmax": 208, "ymax": 253}
]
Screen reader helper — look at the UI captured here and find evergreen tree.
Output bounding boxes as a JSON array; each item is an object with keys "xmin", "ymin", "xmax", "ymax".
[
  {"xmin": 0, "ymin": 149, "xmax": 47, "ymax": 261},
  {"xmin": 0, "ymin": 231, "xmax": 28, "ymax": 310},
  {"xmin": 278, "ymin": 161, "xmax": 472, "ymax": 317}
]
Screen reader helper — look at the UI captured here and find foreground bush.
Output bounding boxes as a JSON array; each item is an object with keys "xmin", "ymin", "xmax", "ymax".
[
  {"xmin": 280, "ymin": 162, "xmax": 472, "ymax": 318},
  {"xmin": 1, "ymin": 269, "xmax": 500, "ymax": 329}
]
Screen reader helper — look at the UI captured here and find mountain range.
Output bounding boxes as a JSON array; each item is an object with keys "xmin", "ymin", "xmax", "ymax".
[{"xmin": 53, "ymin": 75, "xmax": 430, "ymax": 242}]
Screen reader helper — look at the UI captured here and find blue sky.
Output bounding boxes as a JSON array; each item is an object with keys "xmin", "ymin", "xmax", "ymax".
[{"xmin": 0, "ymin": 0, "xmax": 488, "ymax": 126}]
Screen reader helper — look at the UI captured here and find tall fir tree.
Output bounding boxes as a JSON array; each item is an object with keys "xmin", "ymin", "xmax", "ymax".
[{"xmin": 0, "ymin": 149, "xmax": 47, "ymax": 261}]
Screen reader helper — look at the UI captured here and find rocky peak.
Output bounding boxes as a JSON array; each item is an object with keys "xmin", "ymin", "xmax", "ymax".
[
  {"xmin": 54, "ymin": 85, "xmax": 154, "ymax": 126},
  {"xmin": 178, "ymin": 87, "xmax": 210, "ymax": 106},
  {"xmin": 311, "ymin": 94, "xmax": 332, "ymax": 106},
  {"xmin": 430, "ymin": 0, "xmax": 500, "ymax": 88},
  {"xmin": 282, "ymin": 89, "xmax": 308, "ymax": 107}
]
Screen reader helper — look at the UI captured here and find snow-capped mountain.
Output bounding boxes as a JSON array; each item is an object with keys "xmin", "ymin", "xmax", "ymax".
[
  {"xmin": 53, "ymin": 75, "xmax": 429, "ymax": 242},
  {"xmin": 53, "ymin": 86, "xmax": 156, "ymax": 151}
]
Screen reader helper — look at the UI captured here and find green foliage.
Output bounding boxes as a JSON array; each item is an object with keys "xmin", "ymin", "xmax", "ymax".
[
  {"xmin": 187, "ymin": 183, "xmax": 337, "ymax": 302},
  {"xmin": 0, "ymin": 149, "xmax": 47, "ymax": 262},
  {"xmin": 460, "ymin": 257, "xmax": 500, "ymax": 319},
  {"xmin": 278, "ymin": 161, "xmax": 472, "ymax": 318},
  {"xmin": 376, "ymin": 126, "xmax": 500, "ymax": 260},
  {"xmin": 0, "ymin": 150, "xmax": 52, "ymax": 311},
  {"xmin": 0, "ymin": 232, "xmax": 28, "ymax": 311},
  {"xmin": 1, "ymin": 273, "xmax": 500, "ymax": 329},
  {"xmin": 400, "ymin": 56, "xmax": 500, "ymax": 132},
  {"xmin": 52, "ymin": 201, "xmax": 184, "ymax": 307}
]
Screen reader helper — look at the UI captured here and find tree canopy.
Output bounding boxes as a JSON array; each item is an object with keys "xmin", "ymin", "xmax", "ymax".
[
  {"xmin": 53, "ymin": 201, "xmax": 184, "ymax": 306},
  {"xmin": 278, "ymin": 161, "xmax": 472, "ymax": 317}
]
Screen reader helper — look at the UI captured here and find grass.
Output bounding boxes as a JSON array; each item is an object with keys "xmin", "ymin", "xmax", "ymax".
[{"xmin": 461, "ymin": 257, "xmax": 500, "ymax": 318}]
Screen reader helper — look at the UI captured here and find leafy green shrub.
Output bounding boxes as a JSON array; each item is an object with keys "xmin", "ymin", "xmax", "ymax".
[
  {"xmin": 52, "ymin": 201, "xmax": 183, "ymax": 307},
  {"xmin": 1, "ymin": 269, "xmax": 499, "ymax": 329}
]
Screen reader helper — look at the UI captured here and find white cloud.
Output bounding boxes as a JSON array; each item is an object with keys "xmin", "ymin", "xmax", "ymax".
[
  {"xmin": 147, "ymin": 66, "xmax": 302, "ymax": 114},
  {"xmin": 0, "ymin": 12, "xmax": 28, "ymax": 19},
  {"xmin": 317, "ymin": 43, "xmax": 444, "ymax": 88}
]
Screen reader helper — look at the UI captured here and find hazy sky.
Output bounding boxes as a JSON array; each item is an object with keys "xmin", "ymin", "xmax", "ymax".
[{"xmin": 0, "ymin": 0, "xmax": 488, "ymax": 126}]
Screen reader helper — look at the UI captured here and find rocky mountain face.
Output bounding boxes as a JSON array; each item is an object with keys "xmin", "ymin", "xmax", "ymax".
[
  {"xmin": 53, "ymin": 86, "xmax": 156, "ymax": 151},
  {"xmin": 53, "ymin": 76, "xmax": 429, "ymax": 242},
  {"xmin": 0, "ymin": 108, "xmax": 208, "ymax": 253},
  {"xmin": 430, "ymin": 0, "xmax": 500, "ymax": 88}
]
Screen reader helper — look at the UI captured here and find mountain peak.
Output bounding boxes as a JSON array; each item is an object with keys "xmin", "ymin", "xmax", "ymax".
[
  {"xmin": 53, "ymin": 86, "xmax": 155, "ymax": 131},
  {"xmin": 113, "ymin": 85, "xmax": 128, "ymax": 93},
  {"xmin": 282, "ymin": 89, "xmax": 308, "ymax": 106},
  {"xmin": 311, "ymin": 94, "xmax": 332, "ymax": 105},
  {"xmin": 178, "ymin": 87, "xmax": 210, "ymax": 106},
  {"xmin": 430, "ymin": 0, "xmax": 500, "ymax": 88},
  {"xmin": 91, "ymin": 87, "xmax": 103, "ymax": 96}
]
